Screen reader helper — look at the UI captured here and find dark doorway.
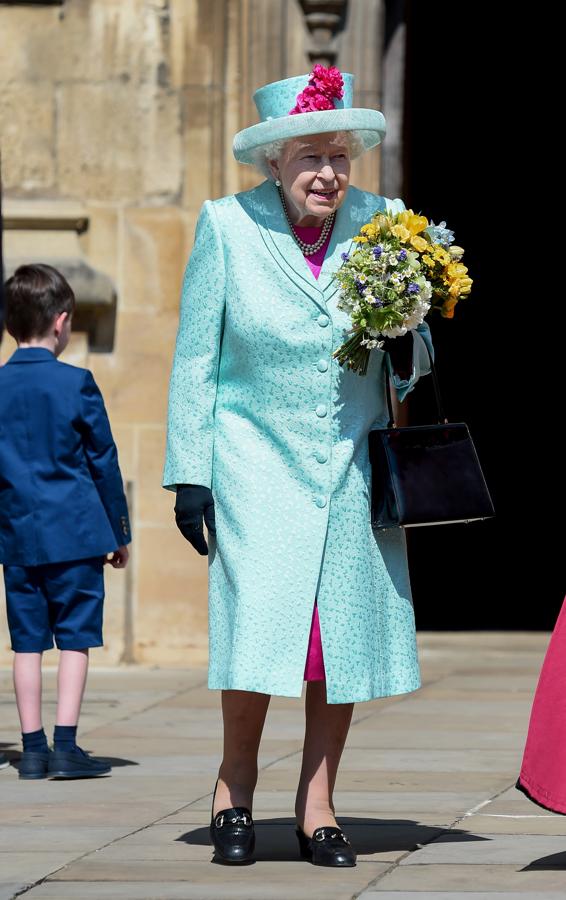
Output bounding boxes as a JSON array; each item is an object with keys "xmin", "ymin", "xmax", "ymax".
[{"xmin": 400, "ymin": 3, "xmax": 561, "ymax": 629}]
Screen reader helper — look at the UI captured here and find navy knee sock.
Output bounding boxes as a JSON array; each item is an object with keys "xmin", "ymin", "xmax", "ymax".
[
  {"xmin": 53, "ymin": 725, "xmax": 78, "ymax": 752},
  {"xmin": 22, "ymin": 728, "xmax": 49, "ymax": 753}
]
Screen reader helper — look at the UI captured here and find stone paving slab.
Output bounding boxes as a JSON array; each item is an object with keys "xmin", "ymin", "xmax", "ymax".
[
  {"xmin": 0, "ymin": 633, "xmax": 562, "ymax": 899},
  {"xmin": 360, "ymin": 894, "xmax": 566, "ymax": 899},
  {"xmin": 366, "ymin": 863, "xmax": 566, "ymax": 891},
  {"xmin": 401, "ymin": 832, "xmax": 566, "ymax": 865},
  {"xmin": 461, "ymin": 815, "xmax": 566, "ymax": 835},
  {"xmin": 344, "ymin": 727, "xmax": 523, "ymax": 749},
  {"xmin": 24, "ymin": 884, "xmax": 381, "ymax": 900},
  {"xmin": 270, "ymin": 747, "xmax": 523, "ymax": 772},
  {"xmin": 0, "ymin": 890, "xmax": 26, "ymax": 900},
  {"xmin": 0, "ymin": 825, "xmax": 128, "ymax": 852},
  {"xmin": 45, "ymin": 859, "xmax": 391, "ymax": 893}
]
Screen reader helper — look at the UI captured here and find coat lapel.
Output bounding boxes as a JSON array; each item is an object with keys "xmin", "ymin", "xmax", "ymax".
[
  {"xmin": 253, "ymin": 180, "xmax": 325, "ymax": 308},
  {"xmin": 252, "ymin": 180, "xmax": 389, "ymax": 310}
]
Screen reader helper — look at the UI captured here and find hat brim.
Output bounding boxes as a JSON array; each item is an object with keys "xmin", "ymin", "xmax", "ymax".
[{"xmin": 232, "ymin": 108, "xmax": 386, "ymax": 165}]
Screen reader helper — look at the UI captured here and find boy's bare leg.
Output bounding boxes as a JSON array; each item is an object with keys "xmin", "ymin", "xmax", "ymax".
[
  {"xmin": 56, "ymin": 649, "xmax": 89, "ymax": 725},
  {"xmin": 13, "ymin": 652, "xmax": 43, "ymax": 733}
]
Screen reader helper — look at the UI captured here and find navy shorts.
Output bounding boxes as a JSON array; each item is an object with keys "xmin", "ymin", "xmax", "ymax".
[{"xmin": 3, "ymin": 557, "xmax": 105, "ymax": 653}]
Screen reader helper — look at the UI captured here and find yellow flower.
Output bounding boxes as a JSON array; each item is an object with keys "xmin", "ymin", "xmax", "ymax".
[
  {"xmin": 397, "ymin": 210, "xmax": 429, "ymax": 235},
  {"xmin": 410, "ymin": 235, "xmax": 429, "ymax": 253},
  {"xmin": 445, "ymin": 262, "xmax": 469, "ymax": 279},
  {"xmin": 360, "ymin": 223, "xmax": 379, "ymax": 240},
  {"xmin": 433, "ymin": 246, "xmax": 451, "ymax": 266},
  {"xmin": 448, "ymin": 277, "xmax": 473, "ymax": 297},
  {"xmin": 353, "ymin": 235, "xmax": 369, "ymax": 243},
  {"xmin": 422, "ymin": 254, "xmax": 436, "ymax": 268},
  {"xmin": 391, "ymin": 224, "xmax": 411, "ymax": 242},
  {"xmin": 449, "ymin": 245, "xmax": 465, "ymax": 260}
]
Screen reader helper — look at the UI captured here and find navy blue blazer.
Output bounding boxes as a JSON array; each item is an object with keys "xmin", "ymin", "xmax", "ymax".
[{"xmin": 0, "ymin": 347, "xmax": 131, "ymax": 566}]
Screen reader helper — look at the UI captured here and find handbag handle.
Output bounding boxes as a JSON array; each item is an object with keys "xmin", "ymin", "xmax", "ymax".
[{"xmin": 384, "ymin": 332, "xmax": 448, "ymax": 427}]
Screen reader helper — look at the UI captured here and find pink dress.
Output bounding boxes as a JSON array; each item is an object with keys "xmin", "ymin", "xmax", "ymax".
[
  {"xmin": 517, "ymin": 594, "xmax": 566, "ymax": 814},
  {"xmin": 294, "ymin": 221, "xmax": 333, "ymax": 682}
]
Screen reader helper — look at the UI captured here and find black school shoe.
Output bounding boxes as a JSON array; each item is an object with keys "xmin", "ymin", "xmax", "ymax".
[
  {"xmin": 296, "ymin": 824, "xmax": 357, "ymax": 866},
  {"xmin": 0, "ymin": 752, "xmax": 10, "ymax": 771},
  {"xmin": 48, "ymin": 746, "xmax": 111, "ymax": 779},
  {"xmin": 18, "ymin": 750, "xmax": 52, "ymax": 780},
  {"xmin": 209, "ymin": 779, "xmax": 255, "ymax": 863}
]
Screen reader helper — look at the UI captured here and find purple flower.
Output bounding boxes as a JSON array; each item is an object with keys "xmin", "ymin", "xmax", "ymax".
[
  {"xmin": 355, "ymin": 279, "xmax": 366, "ymax": 294},
  {"xmin": 372, "ymin": 246, "xmax": 383, "ymax": 259},
  {"xmin": 374, "ymin": 298, "xmax": 384, "ymax": 308},
  {"xmin": 341, "ymin": 252, "xmax": 350, "ymax": 261},
  {"xmin": 407, "ymin": 282, "xmax": 420, "ymax": 294},
  {"xmin": 398, "ymin": 249, "xmax": 407, "ymax": 261}
]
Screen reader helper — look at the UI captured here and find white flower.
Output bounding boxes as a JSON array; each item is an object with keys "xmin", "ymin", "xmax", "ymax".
[{"xmin": 382, "ymin": 324, "xmax": 408, "ymax": 338}]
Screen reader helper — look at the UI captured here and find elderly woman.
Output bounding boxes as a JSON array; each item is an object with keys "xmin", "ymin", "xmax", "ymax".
[{"xmin": 163, "ymin": 66, "xmax": 433, "ymax": 867}]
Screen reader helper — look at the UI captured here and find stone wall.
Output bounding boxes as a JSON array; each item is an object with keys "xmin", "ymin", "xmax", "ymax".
[{"xmin": 0, "ymin": 0, "xmax": 386, "ymax": 666}]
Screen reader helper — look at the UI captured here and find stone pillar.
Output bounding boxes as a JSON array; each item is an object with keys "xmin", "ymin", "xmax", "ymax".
[{"xmin": 0, "ymin": 0, "xmax": 392, "ymax": 667}]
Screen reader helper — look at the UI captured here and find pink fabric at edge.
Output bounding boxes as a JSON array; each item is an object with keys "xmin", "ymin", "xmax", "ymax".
[
  {"xmin": 304, "ymin": 602, "xmax": 325, "ymax": 681},
  {"xmin": 518, "ymin": 594, "xmax": 566, "ymax": 814},
  {"xmin": 293, "ymin": 222, "xmax": 333, "ymax": 280},
  {"xmin": 295, "ymin": 220, "xmax": 332, "ymax": 681}
]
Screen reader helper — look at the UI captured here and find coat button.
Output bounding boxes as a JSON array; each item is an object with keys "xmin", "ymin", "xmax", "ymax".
[
  {"xmin": 315, "ymin": 404, "xmax": 327, "ymax": 418},
  {"xmin": 317, "ymin": 359, "xmax": 329, "ymax": 372},
  {"xmin": 316, "ymin": 449, "xmax": 328, "ymax": 464},
  {"xmin": 317, "ymin": 314, "xmax": 330, "ymax": 327},
  {"xmin": 315, "ymin": 495, "xmax": 327, "ymax": 508}
]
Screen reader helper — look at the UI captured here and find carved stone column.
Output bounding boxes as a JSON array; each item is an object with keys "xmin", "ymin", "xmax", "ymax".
[{"xmin": 298, "ymin": 0, "xmax": 348, "ymax": 65}]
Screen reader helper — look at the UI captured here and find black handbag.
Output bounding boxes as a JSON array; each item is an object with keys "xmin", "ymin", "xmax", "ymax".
[{"xmin": 369, "ymin": 340, "xmax": 495, "ymax": 530}]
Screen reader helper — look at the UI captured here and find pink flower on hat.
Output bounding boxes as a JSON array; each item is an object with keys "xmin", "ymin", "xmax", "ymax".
[{"xmin": 289, "ymin": 65, "xmax": 344, "ymax": 116}]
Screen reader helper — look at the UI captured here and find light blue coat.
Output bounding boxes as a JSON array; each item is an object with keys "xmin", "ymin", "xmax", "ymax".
[{"xmin": 163, "ymin": 180, "xmax": 434, "ymax": 703}]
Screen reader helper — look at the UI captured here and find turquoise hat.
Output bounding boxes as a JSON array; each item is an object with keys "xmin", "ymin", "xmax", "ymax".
[{"xmin": 233, "ymin": 70, "xmax": 386, "ymax": 166}]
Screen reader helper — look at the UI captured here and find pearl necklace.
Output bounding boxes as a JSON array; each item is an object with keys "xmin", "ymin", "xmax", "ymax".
[{"xmin": 278, "ymin": 186, "xmax": 336, "ymax": 257}]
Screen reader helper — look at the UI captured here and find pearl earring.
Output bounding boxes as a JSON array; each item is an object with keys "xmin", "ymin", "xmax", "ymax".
[{"xmin": 275, "ymin": 179, "xmax": 281, "ymax": 187}]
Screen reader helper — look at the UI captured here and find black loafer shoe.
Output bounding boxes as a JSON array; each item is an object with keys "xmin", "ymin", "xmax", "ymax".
[
  {"xmin": 48, "ymin": 747, "xmax": 111, "ymax": 779},
  {"xmin": 296, "ymin": 824, "xmax": 357, "ymax": 866},
  {"xmin": 18, "ymin": 750, "xmax": 51, "ymax": 780},
  {"xmin": 209, "ymin": 780, "xmax": 255, "ymax": 863}
]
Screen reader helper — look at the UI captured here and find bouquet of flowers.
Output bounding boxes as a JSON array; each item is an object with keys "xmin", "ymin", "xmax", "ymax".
[{"xmin": 333, "ymin": 209, "xmax": 472, "ymax": 375}]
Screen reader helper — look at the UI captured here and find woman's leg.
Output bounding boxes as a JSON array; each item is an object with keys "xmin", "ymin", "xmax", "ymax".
[
  {"xmin": 13, "ymin": 652, "xmax": 43, "ymax": 733},
  {"xmin": 213, "ymin": 689, "xmax": 271, "ymax": 816},
  {"xmin": 295, "ymin": 679, "xmax": 354, "ymax": 837}
]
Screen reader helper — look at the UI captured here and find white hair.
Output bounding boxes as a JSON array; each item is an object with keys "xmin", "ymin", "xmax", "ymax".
[{"xmin": 254, "ymin": 131, "xmax": 366, "ymax": 180}]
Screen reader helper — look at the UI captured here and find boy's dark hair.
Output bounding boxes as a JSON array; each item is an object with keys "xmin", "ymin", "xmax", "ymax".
[{"xmin": 4, "ymin": 263, "xmax": 75, "ymax": 342}]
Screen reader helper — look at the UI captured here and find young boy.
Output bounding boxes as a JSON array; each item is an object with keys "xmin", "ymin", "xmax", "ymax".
[{"xmin": 0, "ymin": 263, "xmax": 131, "ymax": 779}]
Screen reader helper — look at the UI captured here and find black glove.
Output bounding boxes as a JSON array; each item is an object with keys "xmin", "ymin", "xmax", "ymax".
[
  {"xmin": 382, "ymin": 330, "xmax": 414, "ymax": 381},
  {"xmin": 174, "ymin": 484, "xmax": 216, "ymax": 556}
]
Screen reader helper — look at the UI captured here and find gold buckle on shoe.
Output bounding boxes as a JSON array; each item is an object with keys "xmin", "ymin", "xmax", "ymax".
[
  {"xmin": 315, "ymin": 828, "xmax": 350, "ymax": 843},
  {"xmin": 215, "ymin": 812, "xmax": 251, "ymax": 828}
]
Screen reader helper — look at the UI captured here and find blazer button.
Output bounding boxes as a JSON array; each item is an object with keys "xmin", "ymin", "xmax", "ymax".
[
  {"xmin": 316, "ymin": 449, "xmax": 328, "ymax": 464},
  {"xmin": 315, "ymin": 495, "xmax": 327, "ymax": 508},
  {"xmin": 317, "ymin": 359, "xmax": 329, "ymax": 372},
  {"xmin": 315, "ymin": 404, "xmax": 327, "ymax": 418},
  {"xmin": 317, "ymin": 314, "xmax": 330, "ymax": 327}
]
